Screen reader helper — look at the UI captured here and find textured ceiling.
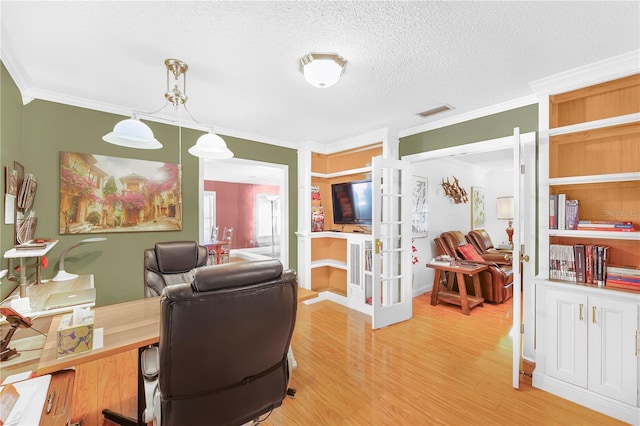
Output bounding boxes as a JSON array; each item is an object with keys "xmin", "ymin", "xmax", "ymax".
[{"xmin": 1, "ymin": 1, "xmax": 639, "ymax": 149}]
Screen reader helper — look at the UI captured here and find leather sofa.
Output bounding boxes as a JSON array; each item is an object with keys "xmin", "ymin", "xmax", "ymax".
[
  {"xmin": 466, "ymin": 229, "xmax": 513, "ymax": 259},
  {"xmin": 438, "ymin": 231, "xmax": 514, "ymax": 303}
]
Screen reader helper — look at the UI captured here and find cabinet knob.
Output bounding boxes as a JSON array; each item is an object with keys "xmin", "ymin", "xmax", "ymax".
[{"xmin": 520, "ymin": 253, "xmax": 530, "ymax": 262}]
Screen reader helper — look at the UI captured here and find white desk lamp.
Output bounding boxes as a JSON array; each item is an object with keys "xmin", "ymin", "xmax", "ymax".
[{"xmin": 52, "ymin": 237, "xmax": 107, "ymax": 282}]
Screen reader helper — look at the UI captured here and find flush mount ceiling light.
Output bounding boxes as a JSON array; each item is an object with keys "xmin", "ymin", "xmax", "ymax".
[
  {"xmin": 299, "ymin": 53, "xmax": 346, "ymax": 88},
  {"xmin": 103, "ymin": 58, "xmax": 233, "ymax": 160}
]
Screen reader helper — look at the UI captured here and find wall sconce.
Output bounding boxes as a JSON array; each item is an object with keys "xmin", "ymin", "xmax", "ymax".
[
  {"xmin": 52, "ymin": 237, "xmax": 107, "ymax": 282},
  {"xmin": 496, "ymin": 196, "xmax": 515, "ymax": 245},
  {"xmin": 440, "ymin": 176, "xmax": 468, "ymax": 204}
]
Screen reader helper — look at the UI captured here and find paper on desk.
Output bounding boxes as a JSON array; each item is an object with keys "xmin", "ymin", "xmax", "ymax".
[
  {"xmin": 0, "ymin": 371, "xmax": 33, "ymax": 386},
  {"xmin": 0, "ymin": 374, "xmax": 51, "ymax": 426},
  {"xmin": 93, "ymin": 327, "xmax": 104, "ymax": 350}
]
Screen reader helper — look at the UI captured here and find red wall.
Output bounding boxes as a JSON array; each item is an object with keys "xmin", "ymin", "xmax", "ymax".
[{"xmin": 203, "ymin": 181, "xmax": 279, "ymax": 249}]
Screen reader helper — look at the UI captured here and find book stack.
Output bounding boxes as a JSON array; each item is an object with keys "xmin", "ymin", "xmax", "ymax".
[
  {"xmin": 549, "ymin": 194, "xmax": 579, "ymax": 230},
  {"xmin": 576, "ymin": 220, "xmax": 635, "ymax": 232},
  {"xmin": 550, "ymin": 244, "xmax": 609, "ymax": 285},
  {"xmin": 606, "ymin": 266, "xmax": 640, "ymax": 291}
]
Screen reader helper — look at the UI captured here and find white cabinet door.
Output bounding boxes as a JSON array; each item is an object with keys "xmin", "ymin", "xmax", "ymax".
[
  {"xmin": 545, "ymin": 288, "xmax": 588, "ymax": 388},
  {"xmin": 588, "ymin": 296, "xmax": 638, "ymax": 406}
]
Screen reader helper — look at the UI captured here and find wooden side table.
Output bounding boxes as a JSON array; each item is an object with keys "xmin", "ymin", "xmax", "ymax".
[{"xmin": 426, "ymin": 262, "xmax": 488, "ymax": 315}]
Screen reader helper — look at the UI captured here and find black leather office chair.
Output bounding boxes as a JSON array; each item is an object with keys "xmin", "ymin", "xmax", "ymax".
[
  {"xmin": 145, "ymin": 259, "xmax": 298, "ymax": 425},
  {"xmin": 104, "ymin": 241, "xmax": 210, "ymax": 425},
  {"xmin": 143, "ymin": 241, "xmax": 209, "ymax": 297}
]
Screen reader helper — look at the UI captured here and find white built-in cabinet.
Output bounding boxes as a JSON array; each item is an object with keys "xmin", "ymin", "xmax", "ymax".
[
  {"xmin": 532, "ymin": 72, "xmax": 640, "ymax": 424},
  {"xmin": 543, "ymin": 285, "xmax": 638, "ymax": 406}
]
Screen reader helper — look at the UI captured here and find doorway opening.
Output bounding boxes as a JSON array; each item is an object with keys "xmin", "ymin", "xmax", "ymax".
[{"xmin": 198, "ymin": 158, "xmax": 289, "ymax": 267}]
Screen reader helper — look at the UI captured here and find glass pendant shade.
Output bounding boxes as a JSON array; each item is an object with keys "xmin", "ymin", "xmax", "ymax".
[
  {"xmin": 102, "ymin": 117, "xmax": 162, "ymax": 149},
  {"xmin": 300, "ymin": 53, "xmax": 346, "ymax": 88},
  {"xmin": 188, "ymin": 132, "xmax": 234, "ymax": 159}
]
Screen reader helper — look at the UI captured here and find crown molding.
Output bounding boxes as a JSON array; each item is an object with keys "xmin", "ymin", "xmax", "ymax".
[
  {"xmin": 399, "ymin": 95, "xmax": 537, "ymax": 138},
  {"xmin": 312, "ymin": 128, "xmax": 388, "ymax": 155},
  {"xmin": 529, "ymin": 50, "xmax": 640, "ymax": 96},
  {"xmin": 0, "ymin": 30, "xmax": 34, "ymax": 105},
  {"xmin": 8, "ymin": 83, "xmax": 300, "ymax": 150}
]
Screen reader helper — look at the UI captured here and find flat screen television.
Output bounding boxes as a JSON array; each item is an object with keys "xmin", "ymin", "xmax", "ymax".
[{"xmin": 331, "ymin": 180, "xmax": 373, "ymax": 225}]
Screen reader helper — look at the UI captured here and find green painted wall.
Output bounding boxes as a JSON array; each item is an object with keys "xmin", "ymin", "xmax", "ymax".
[
  {"xmin": 400, "ymin": 104, "xmax": 538, "ymax": 155},
  {"xmin": 1, "ymin": 64, "xmax": 25, "ymax": 300},
  {"xmin": 1, "ymin": 64, "xmax": 298, "ymax": 306}
]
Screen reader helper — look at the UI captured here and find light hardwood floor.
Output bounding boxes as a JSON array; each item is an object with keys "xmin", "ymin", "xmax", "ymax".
[{"xmin": 261, "ymin": 294, "xmax": 625, "ymax": 425}]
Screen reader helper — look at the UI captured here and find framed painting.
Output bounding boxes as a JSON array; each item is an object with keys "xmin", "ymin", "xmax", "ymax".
[
  {"xmin": 59, "ymin": 152, "xmax": 182, "ymax": 234},
  {"xmin": 471, "ymin": 186, "xmax": 485, "ymax": 230},
  {"xmin": 412, "ymin": 176, "xmax": 428, "ymax": 238}
]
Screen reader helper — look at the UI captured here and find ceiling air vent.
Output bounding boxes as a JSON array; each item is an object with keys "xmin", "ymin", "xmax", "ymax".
[{"xmin": 416, "ymin": 104, "xmax": 453, "ymax": 118}]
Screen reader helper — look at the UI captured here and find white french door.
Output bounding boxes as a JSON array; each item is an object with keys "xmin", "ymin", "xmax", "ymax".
[
  {"xmin": 512, "ymin": 128, "xmax": 537, "ymax": 388},
  {"xmin": 371, "ymin": 156, "xmax": 412, "ymax": 329}
]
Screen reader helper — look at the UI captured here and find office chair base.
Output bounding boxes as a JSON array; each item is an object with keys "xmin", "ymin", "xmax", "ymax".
[{"xmin": 102, "ymin": 408, "xmax": 138, "ymax": 426}]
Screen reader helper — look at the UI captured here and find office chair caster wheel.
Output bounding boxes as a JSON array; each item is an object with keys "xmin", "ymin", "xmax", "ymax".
[{"xmin": 286, "ymin": 387, "xmax": 296, "ymax": 398}]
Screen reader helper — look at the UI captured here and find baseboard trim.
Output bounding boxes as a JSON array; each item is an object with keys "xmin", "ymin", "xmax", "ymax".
[{"xmin": 532, "ymin": 373, "xmax": 639, "ymax": 425}]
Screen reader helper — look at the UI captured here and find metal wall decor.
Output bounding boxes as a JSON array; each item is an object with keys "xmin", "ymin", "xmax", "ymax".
[{"xmin": 440, "ymin": 176, "xmax": 468, "ymax": 204}]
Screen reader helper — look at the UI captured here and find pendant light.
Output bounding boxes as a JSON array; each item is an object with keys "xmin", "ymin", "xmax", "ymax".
[
  {"xmin": 188, "ymin": 131, "xmax": 233, "ymax": 159},
  {"xmin": 103, "ymin": 58, "xmax": 233, "ymax": 159},
  {"xmin": 102, "ymin": 112, "xmax": 162, "ymax": 149}
]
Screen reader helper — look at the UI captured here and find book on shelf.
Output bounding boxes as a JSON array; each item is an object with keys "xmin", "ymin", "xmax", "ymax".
[
  {"xmin": 576, "ymin": 226, "xmax": 635, "ymax": 231},
  {"xmin": 549, "ymin": 244, "xmax": 575, "ymax": 282},
  {"xmin": 549, "ymin": 194, "xmax": 558, "ymax": 230},
  {"xmin": 565, "ymin": 200, "xmax": 579, "ymax": 230},
  {"xmin": 557, "ymin": 194, "xmax": 566, "ymax": 230},
  {"xmin": 585, "ymin": 244, "xmax": 594, "ymax": 284},
  {"xmin": 596, "ymin": 246, "xmax": 609, "ymax": 287},
  {"xmin": 549, "ymin": 243, "xmax": 612, "ymax": 285},
  {"xmin": 607, "ymin": 265, "xmax": 640, "ymax": 276},
  {"xmin": 578, "ymin": 220, "xmax": 634, "ymax": 226},
  {"xmin": 607, "ymin": 274, "xmax": 640, "ymax": 284},
  {"xmin": 606, "ymin": 280, "xmax": 640, "ymax": 291},
  {"xmin": 574, "ymin": 244, "xmax": 586, "ymax": 283},
  {"xmin": 576, "ymin": 220, "xmax": 635, "ymax": 232}
]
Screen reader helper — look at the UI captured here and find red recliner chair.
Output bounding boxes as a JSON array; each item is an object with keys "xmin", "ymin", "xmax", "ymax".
[{"xmin": 439, "ymin": 231, "xmax": 514, "ymax": 304}]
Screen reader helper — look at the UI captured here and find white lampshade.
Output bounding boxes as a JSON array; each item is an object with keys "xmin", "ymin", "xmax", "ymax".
[
  {"xmin": 300, "ymin": 53, "xmax": 346, "ymax": 88},
  {"xmin": 103, "ymin": 117, "xmax": 162, "ymax": 149},
  {"xmin": 188, "ymin": 132, "xmax": 234, "ymax": 159},
  {"xmin": 496, "ymin": 196, "xmax": 514, "ymax": 220}
]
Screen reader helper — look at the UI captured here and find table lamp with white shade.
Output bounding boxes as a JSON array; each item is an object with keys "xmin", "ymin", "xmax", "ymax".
[
  {"xmin": 52, "ymin": 237, "xmax": 107, "ymax": 282},
  {"xmin": 496, "ymin": 196, "xmax": 515, "ymax": 246}
]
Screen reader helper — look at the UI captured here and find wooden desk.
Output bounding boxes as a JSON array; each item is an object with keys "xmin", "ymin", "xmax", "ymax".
[
  {"xmin": 40, "ymin": 369, "xmax": 75, "ymax": 426},
  {"xmin": 37, "ymin": 285, "xmax": 312, "ymax": 425},
  {"xmin": 427, "ymin": 262, "xmax": 487, "ymax": 315},
  {"xmin": 1, "ymin": 275, "xmax": 95, "ymax": 380},
  {"xmin": 0, "ymin": 369, "xmax": 74, "ymax": 426},
  {"xmin": 37, "ymin": 297, "xmax": 160, "ymax": 376},
  {"xmin": 38, "ymin": 287, "xmax": 315, "ymax": 375}
]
